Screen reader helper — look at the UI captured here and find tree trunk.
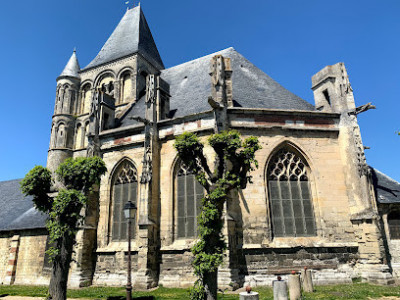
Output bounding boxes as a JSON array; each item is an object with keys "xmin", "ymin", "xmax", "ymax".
[
  {"xmin": 48, "ymin": 234, "xmax": 74, "ymax": 300},
  {"xmin": 204, "ymin": 271, "xmax": 218, "ymax": 300}
]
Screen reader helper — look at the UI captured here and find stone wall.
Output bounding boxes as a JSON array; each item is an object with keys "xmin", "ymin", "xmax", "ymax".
[
  {"xmin": 93, "ymin": 109, "xmax": 364, "ymax": 287},
  {"xmin": 240, "ymin": 246, "xmax": 358, "ymax": 286},
  {"xmin": 14, "ymin": 231, "xmax": 49, "ymax": 285},
  {"xmin": 0, "ymin": 231, "xmax": 49, "ymax": 285},
  {"xmin": 0, "ymin": 234, "xmax": 11, "ymax": 284},
  {"xmin": 93, "ymin": 251, "xmax": 138, "ymax": 286},
  {"xmin": 159, "ymin": 250, "xmax": 197, "ymax": 288}
]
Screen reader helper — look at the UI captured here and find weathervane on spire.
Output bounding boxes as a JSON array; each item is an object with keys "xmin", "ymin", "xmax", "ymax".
[{"xmin": 125, "ymin": 0, "xmax": 136, "ymax": 8}]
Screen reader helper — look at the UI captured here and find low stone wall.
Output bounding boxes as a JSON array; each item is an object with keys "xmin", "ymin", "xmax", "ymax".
[
  {"xmin": 241, "ymin": 246, "xmax": 358, "ymax": 286},
  {"xmin": 158, "ymin": 249, "xmax": 197, "ymax": 288},
  {"xmin": 93, "ymin": 251, "xmax": 138, "ymax": 286},
  {"xmin": 158, "ymin": 246, "xmax": 359, "ymax": 289}
]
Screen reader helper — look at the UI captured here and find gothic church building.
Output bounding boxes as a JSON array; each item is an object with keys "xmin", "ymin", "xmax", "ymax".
[{"xmin": 1, "ymin": 5, "xmax": 400, "ymax": 288}]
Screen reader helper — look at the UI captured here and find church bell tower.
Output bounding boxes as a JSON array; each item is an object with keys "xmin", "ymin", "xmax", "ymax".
[{"xmin": 47, "ymin": 50, "xmax": 81, "ymax": 173}]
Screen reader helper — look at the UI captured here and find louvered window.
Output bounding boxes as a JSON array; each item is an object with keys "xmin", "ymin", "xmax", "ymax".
[
  {"xmin": 112, "ymin": 161, "xmax": 137, "ymax": 241},
  {"xmin": 388, "ymin": 212, "xmax": 400, "ymax": 240},
  {"xmin": 268, "ymin": 148, "xmax": 316, "ymax": 237},
  {"xmin": 176, "ymin": 163, "xmax": 203, "ymax": 239}
]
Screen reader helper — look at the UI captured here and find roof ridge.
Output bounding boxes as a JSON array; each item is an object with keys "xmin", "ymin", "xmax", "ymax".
[
  {"xmin": 0, "ymin": 178, "xmax": 23, "ymax": 184},
  {"xmin": 372, "ymin": 167, "xmax": 400, "ymax": 185},
  {"xmin": 162, "ymin": 47, "xmax": 235, "ymax": 71}
]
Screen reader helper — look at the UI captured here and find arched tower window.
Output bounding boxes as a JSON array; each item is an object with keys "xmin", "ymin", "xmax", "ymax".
[
  {"xmin": 267, "ymin": 147, "xmax": 316, "ymax": 237},
  {"xmin": 175, "ymin": 161, "xmax": 204, "ymax": 239},
  {"xmin": 97, "ymin": 73, "xmax": 115, "ymax": 97},
  {"xmin": 55, "ymin": 123, "xmax": 66, "ymax": 148},
  {"xmin": 80, "ymin": 84, "xmax": 92, "ymax": 114},
  {"xmin": 138, "ymin": 71, "xmax": 148, "ymax": 99},
  {"xmin": 111, "ymin": 161, "xmax": 138, "ymax": 241},
  {"xmin": 121, "ymin": 71, "xmax": 132, "ymax": 104},
  {"xmin": 75, "ymin": 124, "xmax": 83, "ymax": 149},
  {"xmin": 388, "ymin": 212, "xmax": 400, "ymax": 240}
]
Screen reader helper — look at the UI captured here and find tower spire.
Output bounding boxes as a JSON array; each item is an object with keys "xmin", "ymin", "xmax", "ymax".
[{"xmin": 59, "ymin": 49, "xmax": 80, "ymax": 79}]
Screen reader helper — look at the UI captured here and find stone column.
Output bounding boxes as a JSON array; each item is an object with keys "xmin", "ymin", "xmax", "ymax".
[
  {"xmin": 114, "ymin": 80, "xmax": 121, "ymax": 105},
  {"xmin": 134, "ymin": 224, "xmax": 158, "ymax": 289},
  {"xmin": 273, "ymin": 278, "xmax": 288, "ymax": 300},
  {"xmin": 78, "ymin": 91, "xmax": 83, "ymax": 114},
  {"xmin": 288, "ymin": 273, "xmax": 301, "ymax": 300},
  {"xmin": 134, "ymin": 74, "xmax": 160, "ymax": 289},
  {"xmin": 132, "ymin": 73, "xmax": 137, "ymax": 102},
  {"xmin": 301, "ymin": 267, "xmax": 313, "ymax": 293},
  {"xmin": 4, "ymin": 235, "xmax": 20, "ymax": 285},
  {"xmin": 239, "ymin": 291, "xmax": 259, "ymax": 300},
  {"xmin": 352, "ymin": 218, "xmax": 394, "ymax": 284},
  {"xmin": 68, "ymin": 190, "xmax": 99, "ymax": 287}
]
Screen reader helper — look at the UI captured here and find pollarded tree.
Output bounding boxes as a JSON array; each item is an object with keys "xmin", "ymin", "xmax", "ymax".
[
  {"xmin": 174, "ymin": 130, "xmax": 261, "ymax": 300},
  {"xmin": 20, "ymin": 157, "xmax": 107, "ymax": 300}
]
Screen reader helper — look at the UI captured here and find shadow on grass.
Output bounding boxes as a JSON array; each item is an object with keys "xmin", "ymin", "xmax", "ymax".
[
  {"xmin": 107, "ymin": 297, "xmax": 154, "ymax": 300},
  {"xmin": 0, "ymin": 295, "xmax": 10, "ymax": 298}
]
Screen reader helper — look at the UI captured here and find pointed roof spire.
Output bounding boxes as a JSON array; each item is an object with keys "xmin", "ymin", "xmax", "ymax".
[
  {"xmin": 59, "ymin": 49, "xmax": 80, "ymax": 79},
  {"xmin": 83, "ymin": 6, "xmax": 164, "ymax": 70}
]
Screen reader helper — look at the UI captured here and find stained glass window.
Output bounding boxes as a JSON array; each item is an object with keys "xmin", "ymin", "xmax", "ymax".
[{"xmin": 268, "ymin": 148, "xmax": 316, "ymax": 237}]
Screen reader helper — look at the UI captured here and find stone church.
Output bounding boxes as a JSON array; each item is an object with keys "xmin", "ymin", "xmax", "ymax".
[{"xmin": 1, "ymin": 5, "xmax": 400, "ymax": 289}]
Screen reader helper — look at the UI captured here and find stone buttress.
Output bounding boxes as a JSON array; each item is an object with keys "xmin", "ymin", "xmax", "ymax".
[{"xmin": 312, "ymin": 63, "xmax": 393, "ymax": 284}]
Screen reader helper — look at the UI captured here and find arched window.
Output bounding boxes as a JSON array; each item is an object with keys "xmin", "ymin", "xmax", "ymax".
[
  {"xmin": 81, "ymin": 84, "xmax": 92, "ymax": 114},
  {"xmin": 176, "ymin": 162, "xmax": 203, "ymax": 239},
  {"xmin": 267, "ymin": 148, "xmax": 316, "ymax": 237},
  {"xmin": 388, "ymin": 212, "xmax": 400, "ymax": 240},
  {"xmin": 111, "ymin": 161, "xmax": 138, "ymax": 241},
  {"xmin": 75, "ymin": 124, "xmax": 83, "ymax": 149},
  {"xmin": 121, "ymin": 72, "xmax": 132, "ymax": 104},
  {"xmin": 56, "ymin": 124, "xmax": 66, "ymax": 148}
]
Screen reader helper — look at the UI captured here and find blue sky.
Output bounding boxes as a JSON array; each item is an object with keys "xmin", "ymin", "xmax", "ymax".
[{"xmin": 0, "ymin": 0, "xmax": 399, "ymax": 181}]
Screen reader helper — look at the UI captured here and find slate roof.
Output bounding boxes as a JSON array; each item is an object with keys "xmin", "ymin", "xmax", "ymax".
[
  {"xmin": 117, "ymin": 48, "xmax": 314, "ymax": 127},
  {"xmin": 370, "ymin": 167, "xmax": 400, "ymax": 204},
  {"xmin": 59, "ymin": 50, "xmax": 80, "ymax": 78},
  {"xmin": 0, "ymin": 179, "xmax": 47, "ymax": 232},
  {"xmin": 84, "ymin": 6, "xmax": 164, "ymax": 71}
]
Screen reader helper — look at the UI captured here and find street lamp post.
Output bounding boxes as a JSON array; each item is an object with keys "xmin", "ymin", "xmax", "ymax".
[{"xmin": 124, "ymin": 200, "xmax": 137, "ymax": 300}]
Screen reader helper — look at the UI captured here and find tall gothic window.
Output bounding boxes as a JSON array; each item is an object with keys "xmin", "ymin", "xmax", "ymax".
[
  {"xmin": 268, "ymin": 148, "xmax": 316, "ymax": 237},
  {"xmin": 176, "ymin": 162, "xmax": 203, "ymax": 239},
  {"xmin": 388, "ymin": 212, "xmax": 400, "ymax": 240},
  {"xmin": 111, "ymin": 161, "xmax": 137, "ymax": 241}
]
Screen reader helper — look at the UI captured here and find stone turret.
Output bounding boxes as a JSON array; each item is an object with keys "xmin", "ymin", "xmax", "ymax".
[
  {"xmin": 311, "ymin": 62, "xmax": 354, "ymax": 113},
  {"xmin": 47, "ymin": 50, "xmax": 81, "ymax": 173},
  {"xmin": 312, "ymin": 63, "xmax": 393, "ymax": 284}
]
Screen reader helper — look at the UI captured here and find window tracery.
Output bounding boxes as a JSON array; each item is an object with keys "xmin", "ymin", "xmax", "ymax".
[
  {"xmin": 111, "ymin": 161, "xmax": 137, "ymax": 241},
  {"xmin": 176, "ymin": 161, "xmax": 203, "ymax": 239},
  {"xmin": 268, "ymin": 148, "xmax": 316, "ymax": 237}
]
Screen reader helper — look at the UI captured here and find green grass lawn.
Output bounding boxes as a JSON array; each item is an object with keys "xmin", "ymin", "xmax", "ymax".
[{"xmin": 1, "ymin": 283, "xmax": 400, "ymax": 299}]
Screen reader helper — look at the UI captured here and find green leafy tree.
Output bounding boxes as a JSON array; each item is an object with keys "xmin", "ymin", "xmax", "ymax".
[
  {"xmin": 20, "ymin": 157, "xmax": 107, "ymax": 300},
  {"xmin": 174, "ymin": 130, "xmax": 261, "ymax": 300}
]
